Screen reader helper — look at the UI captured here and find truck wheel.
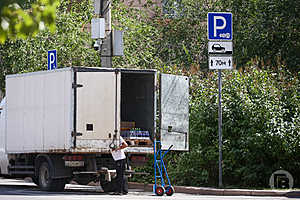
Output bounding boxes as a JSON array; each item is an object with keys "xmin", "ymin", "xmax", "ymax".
[
  {"xmin": 38, "ymin": 161, "xmax": 66, "ymax": 191},
  {"xmin": 39, "ymin": 161, "xmax": 54, "ymax": 191}
]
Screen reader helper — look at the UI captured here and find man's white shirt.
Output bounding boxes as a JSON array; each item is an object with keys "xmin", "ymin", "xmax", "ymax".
[{"xmin": 111, "ymin": 136, "xmax": 126, "ymax": 161}]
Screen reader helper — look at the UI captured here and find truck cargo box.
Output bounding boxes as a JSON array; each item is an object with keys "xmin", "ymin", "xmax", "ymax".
[{"xmin": 5, "ymin": 67, "xmax": 189, "ymax": 154}]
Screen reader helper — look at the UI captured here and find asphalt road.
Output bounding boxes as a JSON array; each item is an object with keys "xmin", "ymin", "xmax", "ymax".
[{"xmin": 0, "ymin": 177, "xmax": 298, "ymax": 200}]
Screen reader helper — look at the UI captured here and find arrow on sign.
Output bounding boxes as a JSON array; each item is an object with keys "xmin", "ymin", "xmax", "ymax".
[{"xmin": 209, "ymin": 56, "xmax": 233, "ymax": 70}]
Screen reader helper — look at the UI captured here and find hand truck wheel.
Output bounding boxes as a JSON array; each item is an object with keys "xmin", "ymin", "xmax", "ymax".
[
  {"xmin": 155, "ymin": 185, "xmax": 165, "ymax": 196},
  {"xmin": 165, "ymin": 185, "xmax": 175, "ymax": 196}
]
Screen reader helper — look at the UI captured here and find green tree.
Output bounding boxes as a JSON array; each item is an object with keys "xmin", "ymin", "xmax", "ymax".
[
  {"xmin": 167, "ymin": 65, "xmax": 300, "ymax": 188},
  {"xmin": 219, "ymin": 0, "xmax": 300, "ymax": 72},
  {"xmin": 0, "ymin": 0, "xmax": 100, "ymax": 90},
  {"xmin": 111, "ymin": 0, "xmax": 300, "ymax": 188},
  {"xmin": 0, "ymin": 0, "xmax": 59, "ymax": 43},
  {"xmin": 112, "ymin": 1, "xmax": 163, "ymax": 69},
  {"xmin": 113, "ymin": 0, "xmax": 214, "ymax": 71}
]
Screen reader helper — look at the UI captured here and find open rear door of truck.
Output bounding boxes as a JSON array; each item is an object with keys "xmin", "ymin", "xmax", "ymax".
[
  {"xmin": 160, "ymin": 74, "xmax": 189, "ymax": 151},
  {"xmin": 74, "ymin": 69, "xmax": 121, "ymax": 150}
]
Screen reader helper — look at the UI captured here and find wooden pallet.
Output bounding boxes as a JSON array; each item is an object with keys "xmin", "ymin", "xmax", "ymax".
[{"xmin": 125, "ymin": 139, "xmax": 153, "ymax": 147}]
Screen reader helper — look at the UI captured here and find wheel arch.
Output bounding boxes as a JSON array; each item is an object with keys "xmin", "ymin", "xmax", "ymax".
[
  {"xmin": 34, "ymin": 154, "xmax": 54, "ymax": 179},
  {"xmin": 34, "ymin": 154, "xmax": 72, "ymax": 179}
]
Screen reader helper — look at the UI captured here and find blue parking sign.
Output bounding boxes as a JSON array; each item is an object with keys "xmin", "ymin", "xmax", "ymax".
[
  {"xmin": 208, "ymin": 12, "xmax": 232, "ymax": 40},
  {"xmin": 48, "ymin": 50, "xmax": 57, "ymax": 70}
]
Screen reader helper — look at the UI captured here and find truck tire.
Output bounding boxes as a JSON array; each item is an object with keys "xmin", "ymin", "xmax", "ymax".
[{"xmin": 38, "ymin": 161, "xmax": 66, "ymax": 191}]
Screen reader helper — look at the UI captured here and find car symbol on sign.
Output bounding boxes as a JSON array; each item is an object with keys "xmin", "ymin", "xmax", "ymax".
[{"xmin": 212, "ymin": 44, "xmax": 225, "ymax": 53}]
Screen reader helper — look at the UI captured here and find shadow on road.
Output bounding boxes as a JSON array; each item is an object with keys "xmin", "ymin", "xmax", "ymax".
[{"xmin": 0, "ymin": 184, "xmax": 108, "ymax": 196}]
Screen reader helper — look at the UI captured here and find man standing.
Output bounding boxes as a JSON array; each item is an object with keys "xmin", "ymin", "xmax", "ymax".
[{"xmin": 111, "ymin": 136, "xmax": 128, "ymax": 195}]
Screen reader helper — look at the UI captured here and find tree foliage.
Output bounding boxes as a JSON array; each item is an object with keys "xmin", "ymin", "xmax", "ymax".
[
  {"xmin": 187, "ymin": 66, "xmax": 299, "ymax": 188},
  {"xmin": 220, "ymin": 0, "xmax": 300, "ymax": 72},
  {"xmin": 131, "ymin": 64, "xmax": 300, "ymax": 188},
  {"xmin": 112, "ymin": 1, "xmax": 163, "ymax": 69},
  {"xmin": 0, "ymin": 0, "xmax": 100, "ymax": 90},
  {"xmin": 0, "ymin": 0, "xmax": 59, "ymax": 43},
  {"xmin": 112, "ymin": 0, "xmax": 300, "ymax": 188}
]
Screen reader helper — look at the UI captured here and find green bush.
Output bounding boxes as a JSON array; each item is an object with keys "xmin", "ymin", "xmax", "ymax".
[{"xmin": 164, "ymin": 65, "xmax": 300, "ymax": 188}]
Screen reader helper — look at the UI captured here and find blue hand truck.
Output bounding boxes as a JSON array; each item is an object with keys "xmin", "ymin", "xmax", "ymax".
[{"xmin": 153, "ymin": 140, "xmax": 174, "ymax": 196}]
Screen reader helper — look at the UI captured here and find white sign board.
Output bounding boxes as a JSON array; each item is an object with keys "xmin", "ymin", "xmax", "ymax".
[
  {"xmin": 208, "ymin": 41, "xmax": 232, "ymax": 55},
  {"xmin": 209, "ymin": 56, "xmax": 233, "ymax": 70}
]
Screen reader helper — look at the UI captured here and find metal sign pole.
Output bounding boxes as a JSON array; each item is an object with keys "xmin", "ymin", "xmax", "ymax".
[
  {"xmin": 218, "ymin": 69, "xmax": 223, "ymax": 188},
  {"xmin": 207, "ymin": 12, "xmax": 233, "ymax": 188}
]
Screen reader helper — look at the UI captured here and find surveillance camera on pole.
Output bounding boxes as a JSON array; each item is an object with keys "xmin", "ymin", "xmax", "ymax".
[{"xmin": 92, "ymin": 0, "xmax": 124, "ymax": 68}]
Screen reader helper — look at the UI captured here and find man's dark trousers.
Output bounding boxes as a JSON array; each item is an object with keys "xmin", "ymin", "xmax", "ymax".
[{"xmin": 115, "ymin": 159, "xmax": 126, "ymax": 193}]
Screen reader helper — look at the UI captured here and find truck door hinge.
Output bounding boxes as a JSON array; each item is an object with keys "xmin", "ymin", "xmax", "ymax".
[
  {"xmin": 115, "ymin": 69, "xmax": 120, "ymax": 74},
  {"xmin": 72, "ymin": 131, "xmax": 83, "ymax": 137},
  {"xmin": 72, "ymin": 83, "xmax": 83, "ymax": 88}
]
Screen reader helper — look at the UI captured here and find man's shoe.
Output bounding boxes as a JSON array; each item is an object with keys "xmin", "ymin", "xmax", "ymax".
[
  {"xmin": 110, "ymin": 192, "xmax": 122, "ymax": 195},
  {"xmin": 123, "ymin": 192, "xmax": 128, "ymax": 195}
]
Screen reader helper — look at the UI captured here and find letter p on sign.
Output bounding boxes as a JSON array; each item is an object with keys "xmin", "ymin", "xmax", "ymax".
[
  {"xmin": 208, "ymin": 12, "xmax": 232, "ymax": 40},
  {"xmin": 48, "ymin": 50, "xmax": 57, "ymax": 70},
  {"xmin": 213, "ymin": 16, "xmax": 226, "ymax": 37}
]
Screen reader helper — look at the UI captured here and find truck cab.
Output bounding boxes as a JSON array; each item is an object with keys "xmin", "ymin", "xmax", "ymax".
[{"xmin": 0, "ymin": 98, "xmax": 9, "ymax": 175}]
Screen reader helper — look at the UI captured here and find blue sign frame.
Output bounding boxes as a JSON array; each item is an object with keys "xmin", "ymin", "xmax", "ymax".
[
  {"xmin": 208, "ymin": 12, "xmax": 232, "ymax": 40},
  {"xmin": 48, "ymin": 50, "xmax": 57, "ymax": 70}
]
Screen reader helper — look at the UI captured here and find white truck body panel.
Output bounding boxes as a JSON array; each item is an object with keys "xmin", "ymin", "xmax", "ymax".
[
  {"xmin": 1, "ymin": 67, "xmax": 189, "ymax": 156},
  {"xmin": 6, "ymin": 68, "xmax": 73, "ymax": 153},
  {"xmin": 160, "ymin": 74, "xmax": 189, "ymax": 151},
  {"xmin": 76, "ymin": 71, "xmax": 121, "ymax": 149}
]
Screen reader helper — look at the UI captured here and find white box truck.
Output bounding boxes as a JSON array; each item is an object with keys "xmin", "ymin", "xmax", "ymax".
[{"xmin": 0, "ymin": 67, "xmax": 189, "ymax": 191}]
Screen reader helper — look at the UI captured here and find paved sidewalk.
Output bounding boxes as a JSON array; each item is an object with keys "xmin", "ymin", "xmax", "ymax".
[{"xmin": 128, "ymin": 182, "xmax": 300, "ymax": 197}]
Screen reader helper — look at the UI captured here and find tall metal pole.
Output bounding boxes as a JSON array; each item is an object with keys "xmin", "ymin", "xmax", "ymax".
[
  {"xmin": 218, "ymin": 69, "xmax": 223, "ymax": 188},
  {"xmin": 100, "ymin": 0, "xmax": 112, "ymax": 68}
]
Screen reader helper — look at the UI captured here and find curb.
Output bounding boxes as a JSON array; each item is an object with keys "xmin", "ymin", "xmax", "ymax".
[{"xmin": 128, "ymin": 182, "xmax": 300, "ymax": 197}]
